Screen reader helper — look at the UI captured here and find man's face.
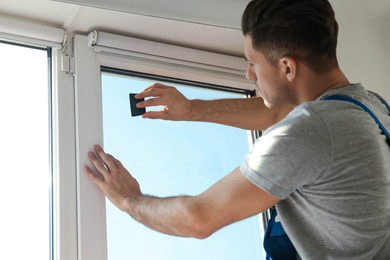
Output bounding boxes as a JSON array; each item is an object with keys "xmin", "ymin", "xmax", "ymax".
[{"xmin": 244, "ymin": 35, "xmax": 293, "ymax": 109}]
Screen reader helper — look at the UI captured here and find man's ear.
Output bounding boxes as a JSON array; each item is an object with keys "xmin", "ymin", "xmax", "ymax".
[{"xmin": 279, "ymin": 57, "xmax": 297, "ymax": 82}]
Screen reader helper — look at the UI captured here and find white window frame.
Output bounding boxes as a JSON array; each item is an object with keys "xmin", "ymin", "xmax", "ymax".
[
  {"xmin": 0, "ymin": 17, "xmax": 78, "ymax": 260},
  {"xmin": 73, "ymin": 32, "xmax": 259, "ymax": 260},
  {"xmin": 52, "ymin": 47, "xmax": 78, "ymax": 260},
  {"xmin": 1, "ymin": 17, "xmax": 260, "ymax": 260}
]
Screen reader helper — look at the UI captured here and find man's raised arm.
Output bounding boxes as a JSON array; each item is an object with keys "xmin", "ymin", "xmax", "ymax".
[
  {"xmin": 135, "ymin": 83, "xmax": 293, "ymax": 131},
  {"xmin": 83, "ymin": 145, "xmax": 280, "ymax": 239}
]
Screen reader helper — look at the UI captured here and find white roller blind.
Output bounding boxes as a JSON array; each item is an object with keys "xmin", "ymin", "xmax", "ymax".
[
  {"xmin": 88, "ymin": 31, "xmax": 247, "ymax": 75},
  {"xmin": 0, "ymin": 16, "xmax": 66, "ymax": 48}
]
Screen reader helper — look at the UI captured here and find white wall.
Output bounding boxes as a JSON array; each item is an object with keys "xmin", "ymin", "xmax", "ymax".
[{"xmin": 337, "ymin": 17, "xmax": 390, "ymax": 101}]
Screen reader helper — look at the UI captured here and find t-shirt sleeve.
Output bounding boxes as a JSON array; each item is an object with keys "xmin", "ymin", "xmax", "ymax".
[{"xmin": 240, "ymin": 106, "xmax": 331, "ymax": 200}]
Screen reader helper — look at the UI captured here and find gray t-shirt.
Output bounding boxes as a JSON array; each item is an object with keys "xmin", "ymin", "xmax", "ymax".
[{"xmin": 240, "ymin": 84, "xmax": 390, "ymax": 259}]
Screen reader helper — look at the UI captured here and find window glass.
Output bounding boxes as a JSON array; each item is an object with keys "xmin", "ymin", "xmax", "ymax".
[
  {"xmin": 0, "ymin": 42, "xmax": 51, "ymax": 259},
  {"xmin": 102, "ymin": 71, "xmax": 263, "ymax": 260}
]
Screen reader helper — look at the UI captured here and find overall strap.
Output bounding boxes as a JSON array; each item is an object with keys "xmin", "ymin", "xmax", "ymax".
[
  {"xmin": 323, "ymin": 96, "xmax": 390, "ymax": 141},
  {"xmin": 375, "ymin": 96, "xmax": 390, "ymax": 114}
]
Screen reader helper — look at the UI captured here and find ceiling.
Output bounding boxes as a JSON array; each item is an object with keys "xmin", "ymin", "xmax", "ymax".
[{"xmin": 0, "ymin": 0, "xmax": 389, "ymax": 57}]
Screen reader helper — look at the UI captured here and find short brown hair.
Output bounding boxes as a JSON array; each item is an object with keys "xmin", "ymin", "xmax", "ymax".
[{"xmin": 242, "ymin": 0, "xmax": 339, "ymax": 72}]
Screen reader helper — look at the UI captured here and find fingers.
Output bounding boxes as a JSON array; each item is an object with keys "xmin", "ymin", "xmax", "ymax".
[
  {"xmin": 83, "ymin": 165, "xmax": 104, "ymax": 184},
  {"xmin": 135, "ymin": 85, "xmax": 173, "ymax": 110},
  {"xmin": 142, "ymin": 110, "xmax": 168, "ymax": 120},
  {"xmin": 134, "ymin": 83, "xmax": 189, "ymax": 121},
  {"xmin": 87, "ymin": 150, "xmax": 109, "ymax": 177},
  {"xmin": 93, "ymin": 144, "xmax": 117, "ymax": 171},
  {"xmin": 108, "ymin": 154, "xmax": 124, "ymax": 169},
  {"xmin": 85, "ymin": 145, "xmax": 116, "ymax": 181},
  {"xmin": 136, "ymin": 97, "xmax": 165, "ymax": 108},
  {"xmin": 136, "ymin": 83, "xmax": 174, "ymax": 99},
  {"xmin": 87, "ymin": 145, "xmax": 126, "ymax": 171}
]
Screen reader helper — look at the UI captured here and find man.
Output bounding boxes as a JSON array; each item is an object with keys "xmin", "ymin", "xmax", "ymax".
[{"xmin": 84, "ymin": 0, "xmax": 390, "ymax": 259}]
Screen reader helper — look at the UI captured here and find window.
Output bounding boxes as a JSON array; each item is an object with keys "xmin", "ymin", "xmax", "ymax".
[
  {"xmin": 72, "ymin": 33, "xmax": 260, "ymax": 260},
  {"xmin": 1, "ymin": 21, "xmax": 263, "ymax": 260},
  {"xmin": 101, "ymin": 69, "xmax": 263, "ymax": 259},
  {"xmin": 0, "ymin": 41, "xmax": 52, "ymax": 259}
]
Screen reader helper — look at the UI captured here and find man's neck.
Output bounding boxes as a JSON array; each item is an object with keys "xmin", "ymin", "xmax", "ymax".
[{"xmin": 295, "ymin": 68, "xmax": 351, "ymax": 105}]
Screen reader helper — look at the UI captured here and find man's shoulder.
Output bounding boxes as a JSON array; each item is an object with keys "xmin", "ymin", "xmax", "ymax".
[{"xmin": 263, "ymin": 102, "xmax": 330, "ymax": 140}]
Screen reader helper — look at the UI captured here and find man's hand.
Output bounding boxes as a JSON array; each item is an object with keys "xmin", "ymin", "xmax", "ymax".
[
  {"xmin": 83, "ymin": 145, "xmax": 280, "ymax": 238},
  {"xmin": 135, "ymin": 83, "xmax": 293, "ymax": 130},
  {"xmin": 83, "ymin": 145, "xmax": 141, "ymax": 212},
  {"xmin": 135, "ymin": 83, "xmax": 194, "ymax": 121}
]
